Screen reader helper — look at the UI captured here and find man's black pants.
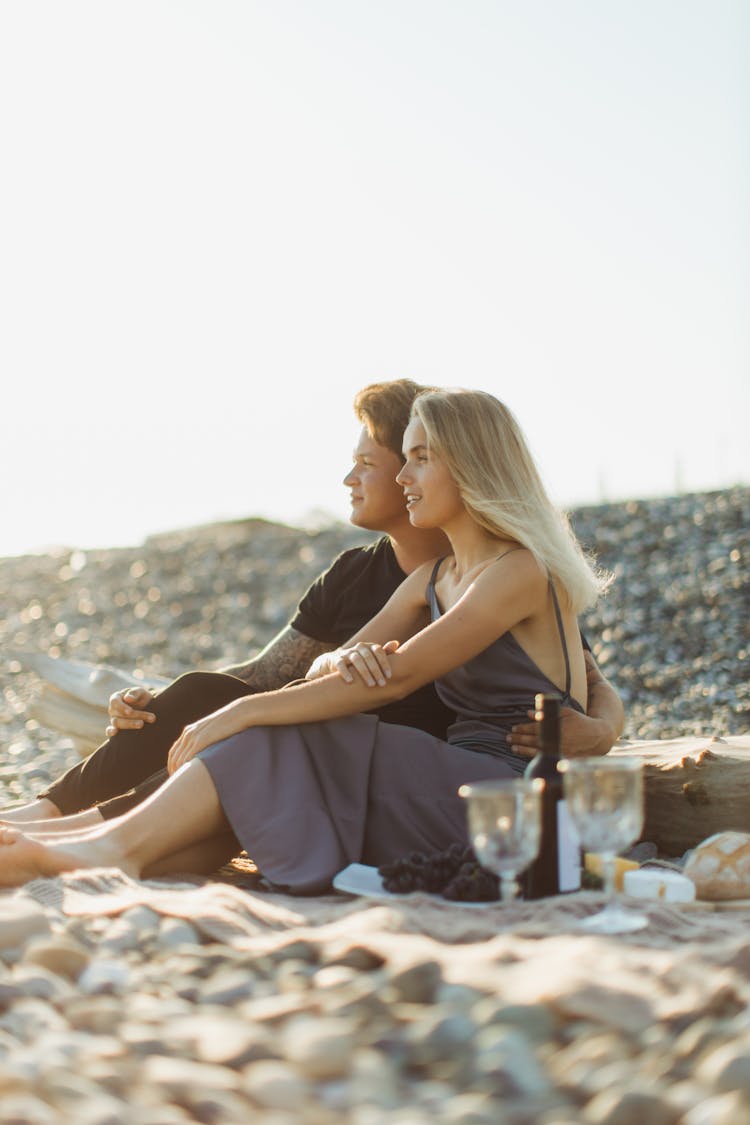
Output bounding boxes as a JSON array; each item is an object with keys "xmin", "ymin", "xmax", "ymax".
[{"xmin": 37, "ymin": 671, "xmax": 252, "ymax": 819}]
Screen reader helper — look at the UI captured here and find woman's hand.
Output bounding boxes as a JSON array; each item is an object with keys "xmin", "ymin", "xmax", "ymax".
[
  {"xmin": 167, "ymin": 700, "xmax": 248, "ymax": 774},
  {"xmin": 306, "ymin": 641, "xmax": 400, "ymax": 687},
  {"xmin": 305, "ymin": 643, "xmax": 398, "ymax": 684},
  {"xmin": 106, "ymin": 687, "xmax": 156, "ymax": 737}
]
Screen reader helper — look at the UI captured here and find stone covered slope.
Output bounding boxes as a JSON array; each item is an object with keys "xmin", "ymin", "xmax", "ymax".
[{"xmin": 0, "ymin": 487, "xmax": 747, "ymax": 748}]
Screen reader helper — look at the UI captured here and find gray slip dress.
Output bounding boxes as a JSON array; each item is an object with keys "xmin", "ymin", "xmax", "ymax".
[{"xmin": 199, "ymin": 556, "xmax": 584, "ymax": 894}]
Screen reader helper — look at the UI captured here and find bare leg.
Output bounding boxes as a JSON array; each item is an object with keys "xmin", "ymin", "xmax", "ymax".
[
  {"xmin": 0, "ymin": 807, "xmax": 104, "ymax": 835},
  {"xmin": 0, "ymin": 797, "xmax": 62, "ymax": 823},
  {"xmin": 143, "ymin": 833, "xmax": 239, "ymax": 879},
  {"xmin": 0, "ymin": 761, "xmax": 231, "ymax": 888}
]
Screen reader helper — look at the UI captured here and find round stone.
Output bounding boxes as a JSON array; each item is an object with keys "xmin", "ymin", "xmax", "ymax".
[
  {"xmin": 23, "ymin": 934, "xmax": 91, "ymax": 980},
  {"xmin": 0, "ymin": 899, "xmax": 52, "ymax": 951},
  {"xmin": 242, "ymin": 1060, "xmax": 311, "ymax": 1110},
  {"xmin": 282, "ymin": 1014, "xmax": 357, "ymax": 1079}
]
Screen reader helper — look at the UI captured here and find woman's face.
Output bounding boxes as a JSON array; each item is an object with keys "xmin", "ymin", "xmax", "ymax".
[{"xmin": 396, "ymin": 418, "xmax": 463, "ymax": 528}]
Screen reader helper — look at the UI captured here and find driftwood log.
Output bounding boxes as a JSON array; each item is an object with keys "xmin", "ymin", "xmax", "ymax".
[
  {"xmin": 11, "ymin": 652, "xmax": 170, "ymax": 757},
  {"xmin": 611, "ymin": 736, "xmax": 750, "ymax": 857},
  {"xmin": 11, "ymin": 655, "xmax": 750, "ymax": 856}
]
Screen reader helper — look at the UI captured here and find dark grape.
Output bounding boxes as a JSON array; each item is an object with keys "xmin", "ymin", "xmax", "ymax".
[{"xmin": 378, "ymin": 844, "xmax": 500, "ymax": 902}]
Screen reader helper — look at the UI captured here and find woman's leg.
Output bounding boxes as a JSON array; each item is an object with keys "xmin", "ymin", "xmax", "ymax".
[
  {"xmin": 143, "ymin": 832, "xmax": 240, "ymax": 879},
  {"xmin": 1, "ymin": 672, "xmax": 251, "ymax": 822},
  {"xmin": 0, "ymin": 760, "xmax": 231, "ymax": 887}
]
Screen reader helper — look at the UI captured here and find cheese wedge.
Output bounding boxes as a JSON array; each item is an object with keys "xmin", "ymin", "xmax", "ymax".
[{"xmin": 584, "ymin": 853, "xmax": 640, "ymax": 891}]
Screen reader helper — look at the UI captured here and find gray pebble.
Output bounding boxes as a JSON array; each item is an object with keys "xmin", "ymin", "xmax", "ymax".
[
  {"xmin": 242, "ymin": 1059, "xmax": 312, "ymax": 1110},
  {"xmin": 0, "ymin": 900, "xmax": 51, "ymax": 952},
  {"xmin": 681, "ymin": 1090, "xmax": 750, "ymax": 1125},
  {"xmin": 198, "ymin": 968, "xmax": 257, "ymax": 1006},
  {"xmin": 157, "ymin": 917, "xmax": 201, "ymax": 948},
  {"xmin": 282, "ymin": 1014, "xmax": 357, "ymax": 1079},
  {"xmin": 22, "ymin": 933, "xmax": 91, "ymax": 979},
  {"xmin": 583, "ymin": 1088, "xmax": 680, "ymax": 1125},
  {"xmin": 163, "ymin": 1012, "xmax": 277, "ymax": 1067},
  {"xmin": 386, "ymin": 959, "xmax": 443, "ymax": 1004},
  {"xmin": 0, "ymin": 1093, "xmax": 59, "ymax": 1123},
  {"xmin": 78, "ymin": 958, "xmax": 132, "ymax": 994},
  {"xmin": 697, "ymin": 1041, "xmax": 750, "ymax": 1094},
  {"xmin": 472, "ymin": 1025, "xmax": 551, "ymax": 1098}
]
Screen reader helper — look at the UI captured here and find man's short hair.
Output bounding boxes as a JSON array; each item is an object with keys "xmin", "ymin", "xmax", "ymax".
[{"xmin": 353, "ymin": 379, "xmax": 437, "ymax": 461}]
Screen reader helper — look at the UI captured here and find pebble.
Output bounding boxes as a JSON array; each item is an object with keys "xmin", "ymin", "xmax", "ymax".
[
  {"xmin": 22, "ymin": 933, "xmax": 91, "ymax": 979},
  {"xmin": 582, "ymin": 1088, "xmax": 679, "ymax": 1125},
  {"xmin": 241, "ymin": 1059, "xmax": 312, "ymax": 1110},
  {"xmin": 386, "ymin": 959, "xmax": 443, "ymax": 1004},
  {"xmin": 0, "ymin": 900, "xmax": 52, "ymax": 952},
  {"xmin": 157, "ymin": 917, "xmax": 200, "ymax": 949},
  {"xmin": 697, "ymin": 1040, "xmax": 750, "ymax": 1094},
  {"xmin": 162, "ymin": 1013, "xmax": 277, "ymax": 1067},
  {"xmin": 78, "ymin": 958, "xmax": 132, "ymax": 994},
  {"xmin": 282, "ymin": 1014, "xmax": 357, "ymax": 1078}
]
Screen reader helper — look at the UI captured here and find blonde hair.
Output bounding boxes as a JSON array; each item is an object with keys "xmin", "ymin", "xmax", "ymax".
[{"xmin": 412, "ymin": 389, "xmax": 611, "ymax": 612}]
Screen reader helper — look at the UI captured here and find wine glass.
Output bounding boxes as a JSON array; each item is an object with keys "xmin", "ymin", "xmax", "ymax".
[
  {"xmin": 560, "ymin": 756, "xmax": 647, "ymax": 934},
  {"xmin": 459, "ymin": 778, "xmax": 543, "ymax": 902}
]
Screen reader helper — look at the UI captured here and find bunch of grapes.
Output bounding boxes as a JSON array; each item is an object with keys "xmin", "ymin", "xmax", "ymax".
[{"xmin": 378, "ymin": 842, "xmax": 500, "ymax": 902}]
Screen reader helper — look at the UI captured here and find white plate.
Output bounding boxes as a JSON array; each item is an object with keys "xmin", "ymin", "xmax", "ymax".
[
  {"xmin": 332, "ymin": 863, "xmax": 498, "ymax": 908},
  {"xmin": 333, "ymin": 863, "xmax": 394, "ymax": 900}
]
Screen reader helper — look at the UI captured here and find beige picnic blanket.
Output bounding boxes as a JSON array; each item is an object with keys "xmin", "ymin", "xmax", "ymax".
[
  {"xmin": 15, "ymin": 868, "xmax": 750, "ymax": 1031},
  {"xmin": 17, "ymin": 866, "xmax": 750, "ymax": 952}
]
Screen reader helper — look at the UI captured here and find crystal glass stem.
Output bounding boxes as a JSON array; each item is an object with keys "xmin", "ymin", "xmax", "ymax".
[
  {"xmin": 601, "ymin": 851, "xmax": 617, "ymax": 904},
  {"xmin": 500, "ymin": 874, "xmax": 518, "ymax": 902}
]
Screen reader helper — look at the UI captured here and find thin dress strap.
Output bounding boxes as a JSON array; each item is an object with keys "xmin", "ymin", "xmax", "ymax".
[
  {"xmin": 549, "ymin": 579, "xmax": 572, "ymax": 699},
  {"xmin": 428, "ymin": 557, "xmax": 445, "ymax": 585}
]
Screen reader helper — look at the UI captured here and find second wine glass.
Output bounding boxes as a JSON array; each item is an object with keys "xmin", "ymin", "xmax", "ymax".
[{"xmin": 560, "ymin": 756, "xmax": 647, "ymax": 934}]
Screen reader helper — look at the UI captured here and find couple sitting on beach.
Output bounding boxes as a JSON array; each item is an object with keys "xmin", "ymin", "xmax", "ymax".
[{"xmin": 0, "ymin": 381, "xmax": 622, "ymax": 891}]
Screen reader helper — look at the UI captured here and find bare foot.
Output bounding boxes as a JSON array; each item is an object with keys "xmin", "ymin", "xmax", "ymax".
[
  {"xmin": 0, "ymin": 826, "xmax": 136, "ymax": 888},
  {"xmin": 0, "ymin": 826, "xmax": 78, "ymax": 887}
]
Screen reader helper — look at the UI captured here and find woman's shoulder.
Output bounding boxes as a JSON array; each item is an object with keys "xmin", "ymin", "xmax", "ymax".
[{"xmin": 477, "ymin": 546, "xmax": 549, "ymax": 598}]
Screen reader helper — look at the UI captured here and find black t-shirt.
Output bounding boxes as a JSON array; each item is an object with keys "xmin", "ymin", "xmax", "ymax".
[{"xmin": 291, "ymin": 536, "xmax": 455, "ymax": 738}]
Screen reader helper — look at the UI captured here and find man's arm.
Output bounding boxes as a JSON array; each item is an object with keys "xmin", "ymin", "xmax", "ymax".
[
  {"xmin": 507, "ymin": 650, "xmax": 625, "ymax": 758},
  {"xmin": 218, "ymin": 626, "xmax": 335, "ymax": 691},
  {"xmin": 108, "ymin": 626, "xmax": 335, "ymax": 732}
]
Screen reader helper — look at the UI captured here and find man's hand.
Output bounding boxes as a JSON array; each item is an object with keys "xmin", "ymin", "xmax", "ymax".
[
  {"xmin": 508, "ymin": 651, "xmax": 624, "ymax": 758},
  {"xmin": 106, "ymin": 687, "xmax": 156, "ymax": 737},
  {"xmin": 507, "ymin": 706, "xmax": 616, "ymax": 759}
]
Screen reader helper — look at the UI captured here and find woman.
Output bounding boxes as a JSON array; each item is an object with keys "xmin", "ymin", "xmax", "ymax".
[{"xmin": 0, "ymin": 390, "xmax": 611, "ymax": 891}]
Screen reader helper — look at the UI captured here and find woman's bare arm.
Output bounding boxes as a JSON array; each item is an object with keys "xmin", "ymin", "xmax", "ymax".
[{"xmin": 166, "ymin": 552, "xmax": 551, "ymax": 771}]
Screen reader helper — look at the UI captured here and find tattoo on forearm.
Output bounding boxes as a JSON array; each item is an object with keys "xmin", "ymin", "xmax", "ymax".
[{"xmin": 219, "ymin": 628, "xmax": 333, "ymax": 692}]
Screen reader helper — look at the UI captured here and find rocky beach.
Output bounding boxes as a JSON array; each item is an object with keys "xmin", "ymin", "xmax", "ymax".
[{"xmin": 0, "ymin": 485, "xmax": 748, "ymax": 1124}]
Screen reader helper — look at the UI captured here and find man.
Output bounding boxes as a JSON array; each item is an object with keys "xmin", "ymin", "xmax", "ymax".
[{"xmin": 1, "ymin": 380, "xmax": 623, "ymax": 827}]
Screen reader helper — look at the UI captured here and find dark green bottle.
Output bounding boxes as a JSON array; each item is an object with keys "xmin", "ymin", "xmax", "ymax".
[{"xmin": 523, "ymin": 692, "xmax": 581, "ymax": 898}]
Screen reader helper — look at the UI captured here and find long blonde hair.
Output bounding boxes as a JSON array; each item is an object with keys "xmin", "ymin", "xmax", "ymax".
[{"xmin": 412, "ymin": 389, "xmax": 611, "ymax": 612}]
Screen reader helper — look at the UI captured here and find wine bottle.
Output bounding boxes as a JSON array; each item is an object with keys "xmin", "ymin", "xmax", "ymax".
[{"xmin": 523, "ymin": 692, "xmax": 581, "ymax": 898}]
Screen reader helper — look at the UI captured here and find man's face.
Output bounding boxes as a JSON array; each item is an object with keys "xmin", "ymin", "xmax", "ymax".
[{"xmin": 343, "ymin": 427, "xmax": 408, "ymax": 533}]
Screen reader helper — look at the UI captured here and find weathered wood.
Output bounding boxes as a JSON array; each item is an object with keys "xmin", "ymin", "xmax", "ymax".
[
  {"xmin": 12, "ymin": 653, "xmax": 170, "ymax": 758},
  {"xmin": 611, "ymin": 736, "xmax": 750, "ymax": 856}
]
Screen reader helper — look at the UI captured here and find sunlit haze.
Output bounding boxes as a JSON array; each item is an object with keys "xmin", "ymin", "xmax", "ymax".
[{"xmin": 2, "ymin": 1, "xmax": 748, "ymax": 558}]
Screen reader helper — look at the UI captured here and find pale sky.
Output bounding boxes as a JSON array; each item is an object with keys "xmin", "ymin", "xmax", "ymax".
[{"xmin": 1, "ymin": 0, "xmax": 748, "ymax": 557}]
